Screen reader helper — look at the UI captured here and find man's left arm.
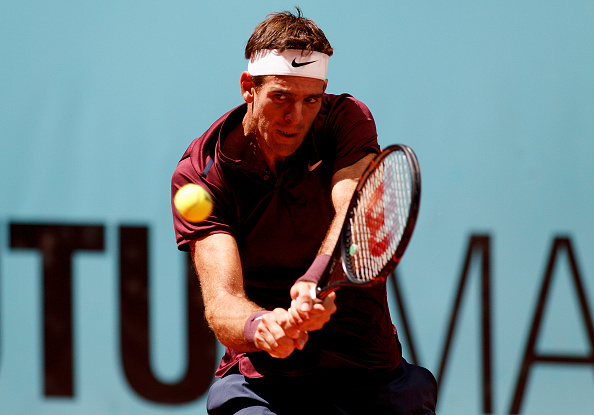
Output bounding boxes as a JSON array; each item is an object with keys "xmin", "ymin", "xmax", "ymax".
[{"xmin": 289, "ymin": 153, "xmax": 376, "ymax": 331}]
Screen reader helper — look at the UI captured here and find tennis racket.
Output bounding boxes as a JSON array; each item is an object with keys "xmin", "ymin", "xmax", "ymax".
[{"xmin": 311, "ymin": 144, "xmax": 421, "ymax": 299}]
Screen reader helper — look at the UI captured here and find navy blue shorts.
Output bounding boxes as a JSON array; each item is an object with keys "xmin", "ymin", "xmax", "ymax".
[{"xmin": 206, "ymin": 359, "xmax": 437, "ymax": 414}]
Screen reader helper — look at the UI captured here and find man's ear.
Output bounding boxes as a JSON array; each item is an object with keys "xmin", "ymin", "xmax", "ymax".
[
  {"xmin": 240, "ymin": 71, "xmax": 255, "ymax": 103},
  {"xmin": 323, "ymin": 79, "xmax": 328, "ymax": 92}
]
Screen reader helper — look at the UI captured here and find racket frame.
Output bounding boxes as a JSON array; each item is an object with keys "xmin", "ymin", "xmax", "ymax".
[{"xmin": 314, "ymin": 144, "xmax": 421, "ymax": 299}]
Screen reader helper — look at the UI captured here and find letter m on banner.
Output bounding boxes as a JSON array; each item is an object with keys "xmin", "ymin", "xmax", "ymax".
[
  {"xmin": 390, "ymin": 234, "xmax": 494, "ymax": 413},
  {"xmin": 435, "ymin": 235, "xmax": 494, "ymax": 413}
]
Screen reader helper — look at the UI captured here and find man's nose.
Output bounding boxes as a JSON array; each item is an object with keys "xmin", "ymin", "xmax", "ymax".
[{"xmin": 284, "ymin": 102, "xmax": 304, "ymax": 125}]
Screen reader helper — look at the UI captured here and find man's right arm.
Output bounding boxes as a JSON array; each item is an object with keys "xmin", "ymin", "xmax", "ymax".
[{"xmin": 190, "ymin": 233, "xmax": 307, "ymax": 358}]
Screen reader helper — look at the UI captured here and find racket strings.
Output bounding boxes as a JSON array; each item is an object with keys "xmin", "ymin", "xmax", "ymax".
[{"xmin": 348, "ymin": 151, "xmax": 412, "ymax": 282}]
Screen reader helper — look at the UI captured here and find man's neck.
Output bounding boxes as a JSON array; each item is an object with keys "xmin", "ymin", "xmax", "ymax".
[
  {"xmin": 223, "ymin": 121, "xmax": 278, "ymax": 175},
  {"xmin": 241, "ymin": 113, "xmax": 282, "ymax": 175}
]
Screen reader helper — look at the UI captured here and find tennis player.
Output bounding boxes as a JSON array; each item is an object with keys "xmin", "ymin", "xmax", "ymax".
[{"xmin": 171, "ymin": 8, "xmax": 437, "ymax": 414}]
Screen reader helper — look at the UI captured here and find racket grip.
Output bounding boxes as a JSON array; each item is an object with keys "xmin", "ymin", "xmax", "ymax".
[{"xmin": 311, "ymin": 284, "xmax": 337, "ymax": 300}]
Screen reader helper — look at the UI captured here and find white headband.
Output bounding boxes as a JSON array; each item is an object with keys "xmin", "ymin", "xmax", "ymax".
[{"xmin": 247, "ymin": 49, "xmax": 329, "ymax": 80}]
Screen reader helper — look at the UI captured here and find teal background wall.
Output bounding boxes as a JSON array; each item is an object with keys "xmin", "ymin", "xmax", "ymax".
[{"xmin": 1, "ymin": 1, "xmax": 593, "ymax": 414}]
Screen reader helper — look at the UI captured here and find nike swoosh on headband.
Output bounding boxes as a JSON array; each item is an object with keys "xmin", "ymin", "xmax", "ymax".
[
  {"xmin": 308, "ymin": 160, "xmax": 323, "ymax": 171},
  {"xmin": 248, "ymin": 50, "xmax": 328, "ymax": 80},
  {"xmin": 292, "ymin": 58, "xmax": 317, "ymax": 68}
]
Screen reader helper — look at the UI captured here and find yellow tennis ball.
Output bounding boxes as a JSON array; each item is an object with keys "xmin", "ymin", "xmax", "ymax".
[{"xmin": 174, "ymin": 183, "xmax": 213, "ymax": 223}]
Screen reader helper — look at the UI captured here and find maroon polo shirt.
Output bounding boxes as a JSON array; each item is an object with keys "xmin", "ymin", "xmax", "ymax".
[{"xmin": 171, "ymin": 93, "xmax": 402, "ymax": 379}]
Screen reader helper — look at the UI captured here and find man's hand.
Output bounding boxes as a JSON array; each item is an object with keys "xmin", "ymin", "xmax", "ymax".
[
  {"xmin": 252, "ymin": 308, "xmax": 309, "ymax": 359},
  {"xmin": 289, "ymin": 281, "xmax": 337, "ymax": 332}
]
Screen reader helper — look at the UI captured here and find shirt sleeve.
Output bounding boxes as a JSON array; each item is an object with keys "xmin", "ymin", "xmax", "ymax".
[{"xmin": 171, "ymin": 141, "xmax": 235, "ymax": 252}]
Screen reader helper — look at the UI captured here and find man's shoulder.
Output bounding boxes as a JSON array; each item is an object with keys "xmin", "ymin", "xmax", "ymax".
[
  {"xmin": 312, "ymin": 93, "xmax": 379, "ymax": 171},
  {"xmin": 320, "ymin": 93, "xmax": 372, "ymax": 118},
  {"xmin": 178, "ymin": 104, "xmax": 246, "ymax": 169},
  {"xmin": 322, "ymin": 92, "xmax": 357, "ymax": 107},
  {"xmin": 197, "ymin": 104, "xmax": 247, "ymax": 154}
]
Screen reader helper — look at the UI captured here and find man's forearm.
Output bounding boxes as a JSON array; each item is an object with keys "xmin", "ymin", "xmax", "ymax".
[
  {"xmin": 318, "ymin": 154, "xmax": 375, "ymax": 256},
  {"xmin": 190, "ymin": 235, "xmax": 262, "ymax": 352}
]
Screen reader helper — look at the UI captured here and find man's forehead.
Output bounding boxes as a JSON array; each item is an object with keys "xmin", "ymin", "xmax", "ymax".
[{"xmin": 261, "ymin": 75, "xmax": 326, "ymax": 93}]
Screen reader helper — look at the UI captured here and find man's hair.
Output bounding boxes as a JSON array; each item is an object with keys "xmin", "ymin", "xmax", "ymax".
[{"xmin": 245, "ymin": 8, "xmax": 333, "ymax": 60}]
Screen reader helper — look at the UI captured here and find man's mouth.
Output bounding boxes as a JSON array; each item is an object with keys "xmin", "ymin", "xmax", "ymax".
[{"xmin": 278, "ymin": 130, "xmax": 298, "ymax": 138}]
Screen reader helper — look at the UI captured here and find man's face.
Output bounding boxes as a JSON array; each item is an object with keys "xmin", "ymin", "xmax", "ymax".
[{"xmin": 243, "ymin": 75, "xmax": 326, "ymax": 165}]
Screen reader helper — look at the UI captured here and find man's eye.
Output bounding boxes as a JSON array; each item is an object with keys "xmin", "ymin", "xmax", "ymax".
[{"xmin": 275, "ymin": 94, "xmax": 288, "ymax": 101}]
